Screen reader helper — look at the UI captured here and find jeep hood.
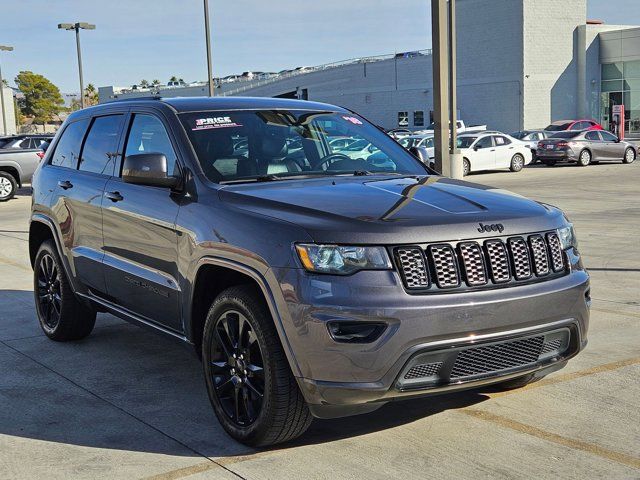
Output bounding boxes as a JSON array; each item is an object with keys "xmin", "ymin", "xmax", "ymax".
[{"xmin": 218, "ymin": 175, "xmax": 565, "ymax": 244}]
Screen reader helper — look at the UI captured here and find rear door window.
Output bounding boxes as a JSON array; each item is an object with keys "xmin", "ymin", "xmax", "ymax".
[
  {"xmin": 123, "ymin": 114, "xmax": 179, "ymax": 176},
  {"xmin": 79, "ymin": 115, "xmax": 124, "ymax": 175},
  {"xmin": 50, "ymin": 119, "xmax": 90, "ymax": 169},
  {"xmin": 585, "ymin": 131, "xmax": 601, "ymax": 141}
]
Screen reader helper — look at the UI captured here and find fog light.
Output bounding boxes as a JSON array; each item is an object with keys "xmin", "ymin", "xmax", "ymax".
[{"xmin": 327, "ymin": 321, "xmax": 386, "ymax": 343}]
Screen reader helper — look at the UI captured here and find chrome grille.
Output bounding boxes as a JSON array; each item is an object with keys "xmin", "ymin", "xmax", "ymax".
[
  {"xmin": 529, "ymin": 235, "xmax": 550, "ymax": 275},
  {"xmin": 396, "ymin": 247, "xmax": 430, "ymax": 288},
  {"xmin": 450, "ymin": 336, "xmax": 545, "ymax": 379},
  {"xmin": 394, "ymin": 230, "xmax": 566, "ymax": 292},
  {"xmin": 485, "ymin": 239, "xmax": 511, "ymax": 283},
  {"xmin": 427, "ymin": 245, "xmax": 460, "ymax": 288},
  {"xmin": 404, "ymin": 362, "xmax": 443, "ymax": 379},
  {"xmin": 546, "ymin": 232, "xmax": 565, "ymax": 272},
  {"xmin": 459, "ymin": 242, "xmax": 487, "ymax": 286},
  {"xmin": 507, "ymin": 237, "xmax": 532, "ymax": 280}
]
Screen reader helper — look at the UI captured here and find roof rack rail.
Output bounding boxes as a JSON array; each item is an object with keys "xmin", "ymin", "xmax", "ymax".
[{"xmin": 104, "ymin": 95, "xmax": 162, "ymax": 103}]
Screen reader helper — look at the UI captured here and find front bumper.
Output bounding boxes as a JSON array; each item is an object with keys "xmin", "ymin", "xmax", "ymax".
[{"xmin": 270, "ymin": 253, "xmax": 590, "ymax": 418}]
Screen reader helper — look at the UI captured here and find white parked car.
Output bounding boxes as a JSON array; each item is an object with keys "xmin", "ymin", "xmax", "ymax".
[
  {"xmin": 510, "ymin": 130, "xmax": 556, "ymax": 163},
  {"xmin": 334, "ymin": 139, "xmax": 379, "ymax": 159},
  {"xmin": 457, "ymin": 132, "xmax": 532, "ymax": 176}
]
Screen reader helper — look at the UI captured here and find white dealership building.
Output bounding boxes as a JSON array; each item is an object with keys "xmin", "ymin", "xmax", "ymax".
[{"xmin": 99, "ymin": 0, "xmax": 640, "ymax": 136}]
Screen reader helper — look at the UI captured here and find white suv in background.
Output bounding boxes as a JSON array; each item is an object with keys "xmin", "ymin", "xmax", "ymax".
[{"xmin": 457, "ymin": 132, "xmax": 532, "ymax": 176}]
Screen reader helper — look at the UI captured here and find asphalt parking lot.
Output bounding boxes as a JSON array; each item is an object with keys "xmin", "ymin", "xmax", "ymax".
[{"xmin": 0, "ymin": 161, "xmax": 639, "ymax": 479}]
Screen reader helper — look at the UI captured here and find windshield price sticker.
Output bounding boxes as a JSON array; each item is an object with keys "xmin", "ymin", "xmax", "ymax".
[
  {"xmin": 342, "ymin": 116, "xmax": 363, "ymax": 125},
  {"xmin": 193, "ymin": 116, "xmax": 242, "ymax": 130}
]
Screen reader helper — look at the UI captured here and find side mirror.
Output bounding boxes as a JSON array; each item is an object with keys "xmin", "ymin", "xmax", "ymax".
[
  {"xmin": 122, "ymin": 153, "xmax": 179, "ymax": 188},
  {"xmin": 474, "ymin": 145, "xmax": 481, "ymax": 150}
]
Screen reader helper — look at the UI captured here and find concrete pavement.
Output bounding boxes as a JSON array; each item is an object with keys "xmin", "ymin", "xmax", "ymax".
[{"xmin": 0, "ymin": 161, "xmax": 638, "ymax": 479}]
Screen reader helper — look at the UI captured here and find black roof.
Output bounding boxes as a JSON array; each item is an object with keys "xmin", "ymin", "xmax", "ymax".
[{"xmin": 104, "ymin": 96, "xmax": 347, "ymax": 113}]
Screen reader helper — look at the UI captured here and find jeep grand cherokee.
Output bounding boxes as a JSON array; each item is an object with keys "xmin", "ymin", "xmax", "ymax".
[{"xmin": 29, "ymin": 97, "xmax": 589, "ymax": 446}]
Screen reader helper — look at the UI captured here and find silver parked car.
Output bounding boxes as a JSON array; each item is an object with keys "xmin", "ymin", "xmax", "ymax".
[
  {"xmin": 536, "ymin": 130, "xmax": 637, "ymax": 167},
  {"xmin": 510, "ymin": 130, "xmax": 555, "ymax": 163}
]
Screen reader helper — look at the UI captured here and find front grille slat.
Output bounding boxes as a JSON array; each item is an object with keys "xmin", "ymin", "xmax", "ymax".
[{"xmin": 394, "ymin": 229, "xmax": 566, "ymax": 293}]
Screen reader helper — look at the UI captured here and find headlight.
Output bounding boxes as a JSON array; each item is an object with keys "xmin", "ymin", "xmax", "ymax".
[
  {"xmin": 557, "ymin": 224, "xmax": 578, "ymax": 250},
  {"xmin": 295, "ymin": 244, "xmax": 392, "ymax": 274}
]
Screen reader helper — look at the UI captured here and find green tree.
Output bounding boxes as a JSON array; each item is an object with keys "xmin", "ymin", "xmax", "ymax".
[
  {"xmin": 169, "ymin": 75, "xmax": 178, "ymax": 83},
  {"xmin": 84, "ymin": 83, "xmax": 98, "ymax": 106},
  {"xmin": 139, "ymin": 79, "xmax": 149, "ymax": 88},
  {"xmin": 151, "ymin": 79, "xmax": 161, "ymax": 87},
  {"xmin": 14, "ymin": 71, "xmax": 64, "ymax": 127}
]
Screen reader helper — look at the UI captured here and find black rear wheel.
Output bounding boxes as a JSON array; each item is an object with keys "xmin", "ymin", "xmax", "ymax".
[
  {"xmin": 34, "ymin": 240, "xmax": 96, "ymax": 341},
  {"xmin": 203, "ymin": 285, "xmax": 312, "ymax": 446}
]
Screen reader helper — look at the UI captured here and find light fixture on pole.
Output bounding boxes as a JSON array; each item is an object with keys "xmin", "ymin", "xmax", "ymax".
[
  {"xmin": 203, "ymin": 0, "xmax": 214, "ymax": 97},
  {"xmin": 0, "ymin": 45, "xmax": 14, "ymax": 136},
  {"xmin": 58, "ymin": 22, "xmax": 96, "ymax": 108}
]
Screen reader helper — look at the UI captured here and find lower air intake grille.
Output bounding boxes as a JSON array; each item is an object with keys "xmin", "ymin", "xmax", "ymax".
[
  {"xmin": 404, "ymin": 362, "xmax": 443, "ymax": 379},
  {"xmin": 450, "ymin": 336, "xmax": 545, "ymax": 379}
]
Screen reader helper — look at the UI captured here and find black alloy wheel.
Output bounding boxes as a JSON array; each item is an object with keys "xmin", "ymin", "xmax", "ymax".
[{"xmin": 210, "ymin": 309, "xmax": 265, "ymax": 426}]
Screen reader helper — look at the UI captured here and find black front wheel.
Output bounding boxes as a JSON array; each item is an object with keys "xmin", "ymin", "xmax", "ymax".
[
  {"xmin": 203, "ymin": 286, "xmax": 312, "ymax": 446},
  {"xmin": 34, "ymin": 240, "xmax": 96, "ymax": 341}
]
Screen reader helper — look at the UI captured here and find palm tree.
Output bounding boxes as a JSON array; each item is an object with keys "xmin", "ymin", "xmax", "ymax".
[
  {"xmin": 169, "ymin": 76, "xmax": 178, "ymax": 83},
  {"xmin": 151, "ymin": 79, "xmax": 161, "ymax": 86},
  {"xmin": 84, "ymin": 83, "xmax": 98, "ymax": 106},
  {"xmin": 139, "ymin": 79, "xmax": 149, "ymax": 88}
]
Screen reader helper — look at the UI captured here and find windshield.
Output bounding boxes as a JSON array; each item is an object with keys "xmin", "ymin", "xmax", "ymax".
[
  {"xmin": 545, "ymin": 123, "xmax": 571, "ymax": 131},
  {"xmin": 180, "ymin": 110, "xmax": 428, "ymax": 182},
  {"xmin": 457, "ymin": 136, "xmax": 477, "ymax": 148}
]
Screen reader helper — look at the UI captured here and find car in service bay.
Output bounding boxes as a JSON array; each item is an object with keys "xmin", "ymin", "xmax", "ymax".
[
  {"xmin": 29, "ymin": 96, "xmax": 589, "ymax": 446},
  {"xmin": 536, "ymin": 130, "xmax": 637, "ymax": 166}
]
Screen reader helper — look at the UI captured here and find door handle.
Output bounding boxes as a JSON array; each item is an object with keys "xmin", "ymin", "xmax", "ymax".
[
  {"xmin": 105, "ymin": 191, "xmax": 124, "ymax": 202},
  {"xmin": 57, "ymin": 180, "xmax": 73, "ymax": 190}
]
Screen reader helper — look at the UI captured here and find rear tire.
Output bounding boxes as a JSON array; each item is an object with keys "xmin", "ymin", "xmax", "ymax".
[
  {"xmin": 577, "ymin": 149, "xmax": 591, "ymax": 167},
  {"xmin": 0, "ymin": 171, "xmax": 17, "ymax": 202},
  {"xmin": 623, "ymin": 147, "xmax": 636, "ymax": 164},
  {"xmin": 462, "ymin": 158, "xmax": 470, "ymax": 176},
  {"xmin": 510, "ymin": 153, "xmax": 524, "ymax": 172},
  {"xmin": 34, "ymin": 240, "xmax": 96, "ymax": 341},
  {"xmin": 202, "ymin": 285, "xmax": 312, "ymax": 447}
]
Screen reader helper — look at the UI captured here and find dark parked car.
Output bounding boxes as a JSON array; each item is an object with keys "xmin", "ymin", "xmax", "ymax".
[
  {"xmin": 543, "ymin": 119, "xmax": 602, "ymax": 132},
  {"xmin": 536, "ymin": 130, "xmax": 637, "ymax": 166},
  {"xmin": 29, "ymin": 97, "xmax": 589, "ymax": 446}
]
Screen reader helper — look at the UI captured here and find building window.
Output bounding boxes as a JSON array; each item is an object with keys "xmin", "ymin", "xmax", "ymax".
[
  {"xmin": 601, "ymin": 61, "xmax": 640, "ymax": 135},
  {"xmin": 398, "ymin": 111, "xmax": 409, "ymax": 127},
  {"xmin": 414, "ymin": 110, "xmax": 424, "ymax": 127}
]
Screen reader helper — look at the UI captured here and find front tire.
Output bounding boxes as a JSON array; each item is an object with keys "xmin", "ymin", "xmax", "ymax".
[
  {"xmin": 623, "ymin": 147, "xmax": 636, "ymax": 164},
  {"xmin": 577, "ymin": 149, "xmax": 591, "ymax": 166},
  {"xmin": 462, "ymin": 158, "xmax": 470, "ymax": 176},
  {"xmin": 34, "ymin": 240, "xmax": 96, "ymax": 341},
  {"xmin": 510, "ymin": 153, "xmax": 524, "ymax": 172},
  {"xmin": 0, "ymin": 171, "xmax": 17, "ymax": 201},
  {"xmin": 203, "ymin": 285, "xmax": 312, "ymax": 447}
]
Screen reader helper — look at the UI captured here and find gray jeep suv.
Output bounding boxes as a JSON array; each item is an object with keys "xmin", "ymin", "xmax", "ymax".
[{"xmin": 29, "ymin": 97, "xmax": 589, "ymax": 446}]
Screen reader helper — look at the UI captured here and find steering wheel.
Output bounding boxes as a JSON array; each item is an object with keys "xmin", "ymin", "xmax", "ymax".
[{"xmin": 315, "ymin": 153, "xmax": 354, "ymax": 171}]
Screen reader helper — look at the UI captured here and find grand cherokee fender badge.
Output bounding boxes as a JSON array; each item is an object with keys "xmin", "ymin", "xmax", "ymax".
[{"xmin": 477, "ymin": 222, "xmax": 504, "ymax": 233}]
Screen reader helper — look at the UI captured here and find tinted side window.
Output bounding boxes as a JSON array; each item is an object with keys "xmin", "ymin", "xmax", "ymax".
[
  {"xmin": 494, "ymin": 135, "xmax": 511, "ymax": 145},
  {"xmin": 124, "ymin": 114, "xmax": 178, "ymax": 176},
  {"xmin": 600, "ymin": 131, "xmax": 618, "ymax": 141},
  {"xmin": 79, "ymin": 115, "xmax": 124, "ymax": 175},
  {"xmin": 476, "ymin": 136, "xmax": 493, "ymax": 148},
  {"xmin": 585, "ymin": 131, "xmax": 600, "ymax": 141},
  {"xmin": 50, "ymin": 119, "xmax": 90, "ymax": 168}
]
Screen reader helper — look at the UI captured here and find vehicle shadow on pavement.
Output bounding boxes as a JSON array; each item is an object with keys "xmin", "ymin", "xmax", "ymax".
[{"xmin": 0, "ymin": 289, "xmax": 489, "ymax": 458}]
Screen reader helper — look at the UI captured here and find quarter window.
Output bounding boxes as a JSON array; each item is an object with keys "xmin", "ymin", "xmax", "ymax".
[
  {"xmin": 79, "ymin": 115, "xmax": 124, "ymax": 175},
  {"xmin": 50, "ymin": 119, "xmax": 90, "ymax": 169},
  {"xmin": 600, "ymin": 131, "xmax": 618, "ymax": 141},
  {"xmin": 124, "ymin": 114, "xmax": 178, "ymax": 176}
]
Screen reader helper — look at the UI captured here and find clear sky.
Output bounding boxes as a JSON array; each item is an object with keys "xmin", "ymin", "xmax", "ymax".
[{"xmin": 1, "ymin": 0, "xmax": 638, "ymax": 93}]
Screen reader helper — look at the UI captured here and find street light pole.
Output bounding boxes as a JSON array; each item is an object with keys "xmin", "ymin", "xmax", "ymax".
[
  {"xmin": 0, "ymin": 45, "xmax": 14, "ymax": 136},
  {"xmin": 204, "ymin": 0, "xmax": 214, "ymax": 97},
  {"xmin": 59, "ymin": 22, "xmax": 95, "ymax": 109}
]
